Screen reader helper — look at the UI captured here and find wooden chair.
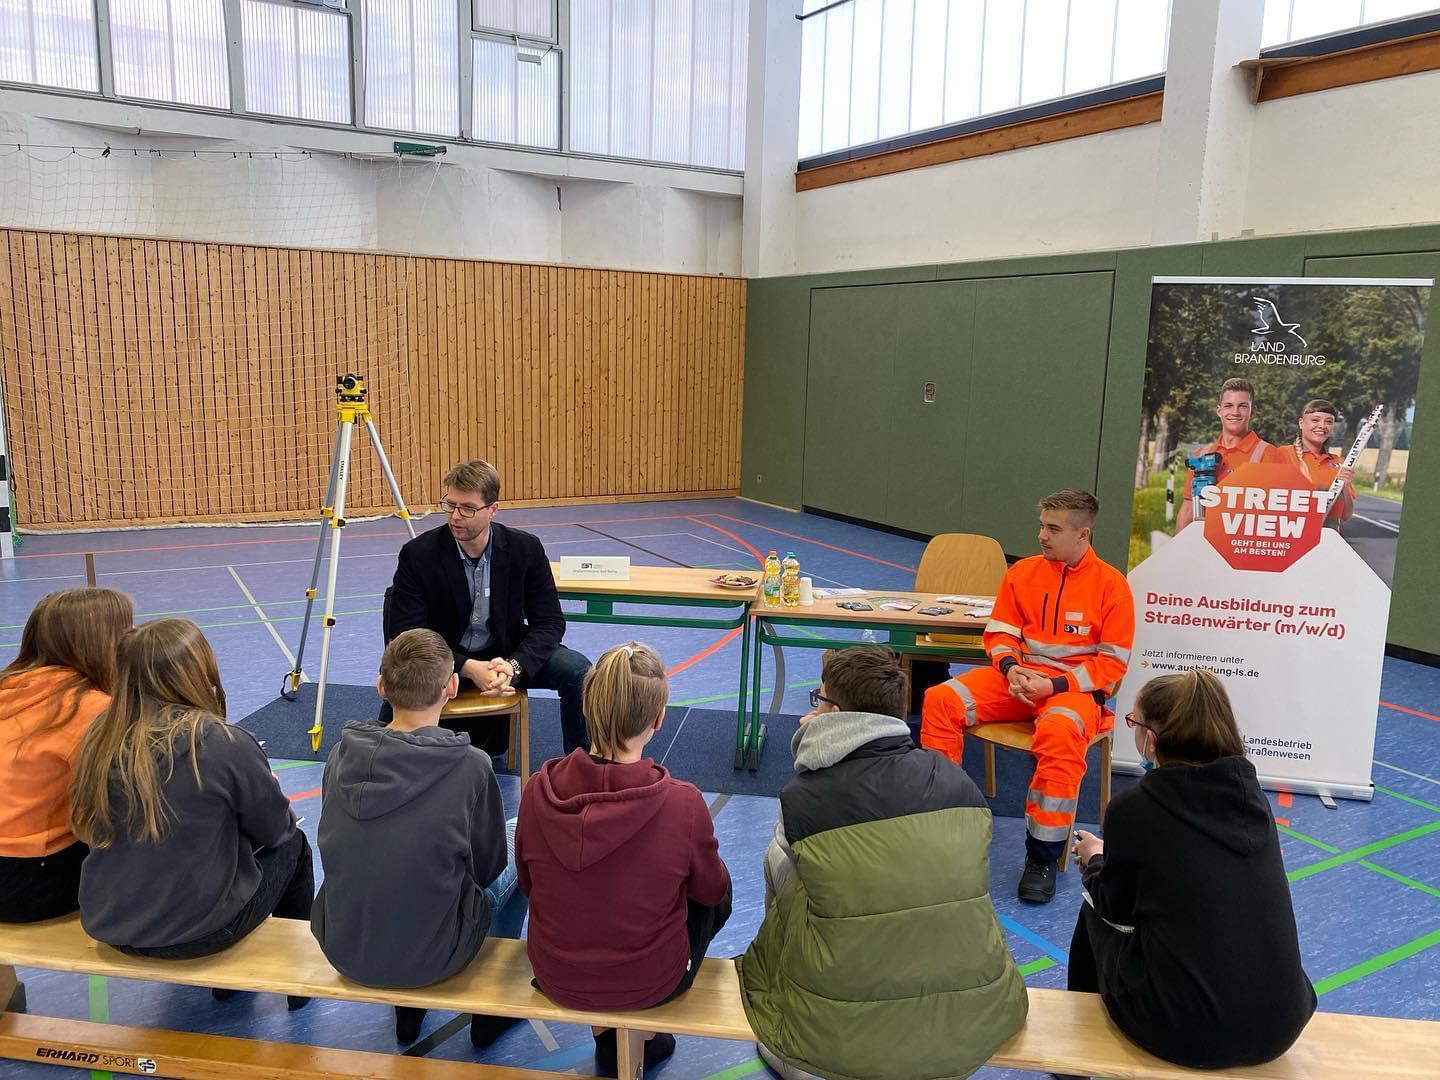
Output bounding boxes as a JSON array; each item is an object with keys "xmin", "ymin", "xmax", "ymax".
[
  {"xmin": 383, "ymin": 588, "xmax": 530, "ymax": 786},
  {"xmin": 902, "ymin": 533, "xmax": 1008, "ymax": 687},
  {"xmin": 972, "ymin": 721, "xmax": 1112, "ymax": 871}
]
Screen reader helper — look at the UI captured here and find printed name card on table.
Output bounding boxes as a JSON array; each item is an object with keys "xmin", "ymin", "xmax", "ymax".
[{"xmin": 558, "ymin": 556, "xmax": 631, "ymax": 581}]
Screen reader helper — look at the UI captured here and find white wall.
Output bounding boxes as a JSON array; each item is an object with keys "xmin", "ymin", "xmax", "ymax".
[
  {"xmin": 0, "ymin": 87, "xmax": 743, "ymax": 276},
  {"xmin": 1244, "ymin": 69, "xmax": 1440, "ymax": 239},
  {"xmin": 793, "ymin": 124, "xmax": 1161, "ymax": 274}
]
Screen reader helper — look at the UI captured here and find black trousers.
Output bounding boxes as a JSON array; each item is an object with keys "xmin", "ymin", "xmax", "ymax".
[
  {"xmin": 656, "ymin": 884, "xmax": 734, "ymax": 1005},
  {"xmin": 0, "ymin": 841, "xmax": 88, "ymax": 923},
  {"xmin": 117, "ymin": 830, "xmax": 314, "ymax": 960}
]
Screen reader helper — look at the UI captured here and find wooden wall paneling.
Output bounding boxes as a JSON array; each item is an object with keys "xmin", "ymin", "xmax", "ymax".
[
  {"xmin": 547, "ymin": 265, "xmax": 560, "ymax": 500},
  {"xmin": 118, "ymin": 237, "xmax": 145, "ymax": 522}
]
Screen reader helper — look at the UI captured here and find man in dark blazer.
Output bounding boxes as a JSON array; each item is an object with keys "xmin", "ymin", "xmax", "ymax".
[{"xmin": 389, "ymin": 460, "xmax": 591, "ymax": 754}]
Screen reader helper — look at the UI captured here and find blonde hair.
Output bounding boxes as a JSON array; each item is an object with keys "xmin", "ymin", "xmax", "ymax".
[
  {"xmin": 381, "ymin": 629, "xmax": 454, "ymax": 710},
  {"xmin": 582, "ymin": 642, "xmax": 668, "ymax": 759},
  {"xmin": 70, "ymin": 619, "xmax": 230, "ymax": 848},
  {"xmin": 2, "ymin": 588, "xmax": 134, "ymax": 755},
  {"xmin": 1134, "ymin": 669, "xmax": 1245, "ymax": 765}
]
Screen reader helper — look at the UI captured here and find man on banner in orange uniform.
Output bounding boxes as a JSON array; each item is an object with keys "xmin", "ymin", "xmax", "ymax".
[
  {"xmin": 922, "ymin": 490, "xmax": 1133, "ymax": 904},
  {"xmin": 1174, "ymin": 378, "xmax": 1273, "ymax": 531},
  {"xmin": 1263, "ymin": 398, "xmax": 1356, "ymax": 526}
]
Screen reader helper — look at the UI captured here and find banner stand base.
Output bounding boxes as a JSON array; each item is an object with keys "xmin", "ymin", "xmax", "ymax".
[{"xmin": 1109, "ymin": 761, "xmax": 1374, "ymax": 802}]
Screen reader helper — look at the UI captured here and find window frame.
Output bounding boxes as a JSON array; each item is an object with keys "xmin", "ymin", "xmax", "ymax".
[{"xmin": 232, "ymin": 0, "xmax": 357, "ymax": 125}]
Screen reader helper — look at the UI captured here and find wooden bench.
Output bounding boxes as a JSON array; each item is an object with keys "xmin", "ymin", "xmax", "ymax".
[{"xmin": 5, "ymin": 917, "xmax": 1439, "ymax": 1079}]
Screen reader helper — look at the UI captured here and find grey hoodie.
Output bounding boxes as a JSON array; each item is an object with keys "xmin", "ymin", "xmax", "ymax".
[{"xmin": 311, "ymin": 721, "xmax": 506, "ymax": 989}]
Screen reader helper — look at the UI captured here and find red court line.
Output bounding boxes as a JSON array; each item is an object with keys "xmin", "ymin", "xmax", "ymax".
[
  {"xmin": 1380, "ymin": 700, "xmax": 1440, "ymax": 724},
  {"xmin": 685, "ymin": 516, "xmax": 765, "ymax": 565},
  {"xmin": 1277, "ymin": 792, "xmax": 1294, "ymax": 808},
  {"xmin": 288, "ymin": 786, "xmax": 322, "ymax": 803},
  {"xmin": 667, "ymin": 625, "xmax": 746, "ymax": 679},
  {"xmin": 705, "ymin": 513, "xmax": 918, "ymax": 573},
  {"xmin": 1275, "ymin": 817, "xmax": 1291, "ymax": 827}
]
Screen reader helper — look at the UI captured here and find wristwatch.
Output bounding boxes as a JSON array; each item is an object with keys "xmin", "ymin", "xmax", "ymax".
[{"xmin": 505, "ymin": 658, "xmax": 522, "ymax": 680}]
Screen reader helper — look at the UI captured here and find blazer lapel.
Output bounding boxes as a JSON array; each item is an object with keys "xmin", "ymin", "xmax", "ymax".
[
  {"xmin": 489, "ymin": 522, "xmax": 511, "ymax": 640},
  {"xmin": 440, "ymin": 529, "xmax": 471, "ymax": 626}
]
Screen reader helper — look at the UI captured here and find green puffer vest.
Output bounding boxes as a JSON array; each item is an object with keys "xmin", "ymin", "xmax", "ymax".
[{"xmin": 738, "ymin": 805, "xmax": 1027, "ymax": 1080}]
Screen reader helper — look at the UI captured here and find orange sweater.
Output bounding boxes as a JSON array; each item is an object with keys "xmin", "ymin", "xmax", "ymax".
[{"xmin": 0, "ymin": 667, "xmax": 110, "ymax": 857}]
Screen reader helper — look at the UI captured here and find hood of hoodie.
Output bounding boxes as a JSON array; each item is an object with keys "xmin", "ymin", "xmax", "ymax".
[
  {"xmin": 1139, "ymin": 755, "xmax": 1271, "ymax": 856},
  {"xmin": 327, "ymin": 721, "xmax": 475, "ymax": 821},
  {"xmin": 790, "ymin": 710, "xmax": 914, "ymax": 773},
  {"xmin": 529, "ymin": 748, "xmax": 672, "ymax": 871}
]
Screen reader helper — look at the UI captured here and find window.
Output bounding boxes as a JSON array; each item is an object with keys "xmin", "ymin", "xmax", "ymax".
[
  {"xmin": 0, "ymin": 0, "xmax": 98, "ymax": 92},
  {"xmin": 364, "ymin": 0, "xmax": 459, "ymax": 136},
  {"xmin": 798, "ymin": 0, "xmax": 1170, "ymax": 160},
  {"xmin": 475, "ymin": 0, "xmax": 554, "ymax": 40},
  {"xmin": 241, "ymin": 1, "xmax": 351, "ymax": 124},
  {"xmin": 1262, "ymin": 0, "xmax": 1440, "ymax": 46},
  {"xmin": 472, "ymin": 36, "xmax": 559, "ymax": 148},
  {"xmin": 569, "ymin": 0, "xmax": 748, "ymax": 170},
  {"xmin": 109, "ymin": 0, "xmax": 230, "ymax": 109}
]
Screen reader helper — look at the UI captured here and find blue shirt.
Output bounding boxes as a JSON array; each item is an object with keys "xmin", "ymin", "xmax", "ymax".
[{"xmin": 457, "ymin": 533, "xmax": 493, "ymax": 655}]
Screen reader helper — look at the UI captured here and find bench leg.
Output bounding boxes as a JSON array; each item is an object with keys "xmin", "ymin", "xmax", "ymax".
[
  {"xmin": 0, "ymin": 965, "xmax": 22, "ymax": 1013},
  {"xmin": 983, "ymin": 743, "xmax": 997, "ymax": 799},
  {"xmin": 616, "ymin": 1027, "xmax": 645, "ymax": 1079}
]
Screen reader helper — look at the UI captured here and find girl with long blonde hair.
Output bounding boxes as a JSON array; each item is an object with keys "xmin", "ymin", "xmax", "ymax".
[
  {"xmin": 1, "ymin": 587, "xmax": 133, "ymax": 924},
  {"xmin": 515, "ymin": 642, "xmax": 731, "ymax": 1075},
  {"xmin": 71, "ymin": 619, "xmax": 313, "ymax": 1006},
  {"xmin": 1067, "ymin": 669, "xmax": 1314, "ymax": 1067}
]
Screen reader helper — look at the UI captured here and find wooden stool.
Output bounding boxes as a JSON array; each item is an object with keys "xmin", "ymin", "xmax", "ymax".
[
  {"xmin": 972, "ymin": 721, "xmax": 1112, "ymax": 871},
  {"xmin": 441, "ymin": 689, "xmax": 530, "ymax": 785}
]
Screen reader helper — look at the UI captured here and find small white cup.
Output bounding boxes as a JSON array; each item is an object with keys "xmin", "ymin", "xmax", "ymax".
[{"xmin": 799, "ymin": 577, "xmax": 814, "ymax": 605}]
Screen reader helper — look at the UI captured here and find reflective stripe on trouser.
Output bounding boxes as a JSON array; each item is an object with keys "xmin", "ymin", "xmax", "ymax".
[
  {"xmin": 1024, "ymin": 692, "xmax": 1103, "ymax": 855},
  {"xmin": 920, "ymin": 666, "xmax": 1036, "ymax": 765}
]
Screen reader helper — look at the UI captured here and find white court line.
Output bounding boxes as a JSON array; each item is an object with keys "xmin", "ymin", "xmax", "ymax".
[
  {"xmin": 682, "ymin": 533, "xmax": 854, "ymax": 588},
  {"xmin": 226, "ymin": 565, "xmax": 307, "ymax": 681},
  {"xmin": 529, "ymin": 1020, "xmax": 560, "ymax": 1052},
  {"xmin": 1354, "ymin": 513, "xmax": 1400, "ymax": 534},
  {"xmin": 1373, "ymin": 760, "xmax": 1440, "ymax": 787}
]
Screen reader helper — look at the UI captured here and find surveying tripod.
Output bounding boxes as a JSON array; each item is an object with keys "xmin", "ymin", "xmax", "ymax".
[{"xmin": 282, "ymin": 373, "xmax": 416, "ymax": 750}]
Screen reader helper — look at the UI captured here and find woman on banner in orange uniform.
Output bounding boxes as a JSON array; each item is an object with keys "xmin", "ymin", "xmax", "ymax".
[
  {"xmin": 1262, "ymin": 399, "xmax": 1356, "ymax": 526},
  {"xmin": 921, "ymin": 490, "xmax": 1133, "ymax": 905}
]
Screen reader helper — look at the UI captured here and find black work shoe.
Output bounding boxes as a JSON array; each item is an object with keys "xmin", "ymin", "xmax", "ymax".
[
  {"xmin": 395, "ymin": 1006, "xmax": 427, "ymax": 1043},
  {"xmin": 286, "ymin": 995, "xmax": 311, "ymax": 1010},
  {"xmin": 1018, "ymin": 857, "xmax": 1058, "ymax": 903},
  {"xmin": 593, "ymin": 1029, "xmax": 678, "ymax": 1077},
  {"xmin": 469, "ymin": 1012, "xmax": 522, "ymax": 1048},
  {"xmin": 210, "ymin": 988, "xmax": 237, "ymax": 1001},
  {"xmin": 6, "ymin": 981, "xmax": 27, "ymax": 1013}
]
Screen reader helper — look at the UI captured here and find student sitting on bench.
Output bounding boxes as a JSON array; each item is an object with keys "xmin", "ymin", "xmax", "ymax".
[
  {"xmin": 517, "ymin": 642, "xmax": 731, "ymax": 1078},
  {"xmin": 70, "ymin": 619, "xmax": 313, "ymax": 1009},
  {"xmin": 1068, "ymin": 669, "xmax": 1315, "ymax": 1070},
  {"xmin": 1, "ymin": 588, "xmax": 133, "ymax": 925},
  {"xmin": 312, "ymin": 628, "xmax": 526, "ymax": 1047}
]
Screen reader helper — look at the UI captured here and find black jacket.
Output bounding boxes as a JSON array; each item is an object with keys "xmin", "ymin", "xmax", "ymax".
[
  {"xmin": 390, "ymin": 521, "xmax": 565, "ymax": 679},
  {"xmin": 1080, "ymin": 755, "xmax": 1315, "ymax": 1068},
  {"xmin": 311, "ymin": 721, "xmax": 506, "ymax": 988},
  {"xmin": 79, "ymin": 719, "xmax": 296, "ymax": 949}
]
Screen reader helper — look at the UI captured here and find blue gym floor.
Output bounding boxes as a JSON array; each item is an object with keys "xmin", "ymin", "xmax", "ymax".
[{"xmin": 3, "ymin": 497, "xmax": 1438, "ymax": 1078}]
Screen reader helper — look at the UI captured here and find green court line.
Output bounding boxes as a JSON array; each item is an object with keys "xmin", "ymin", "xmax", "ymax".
[
  {"xmin": 88, "ymin": 974, "xmax": 111, "ymax": 1080},
  {"xmin": 1377, "ymin": 784, "xmax": 1440, "ymax": 815},
  {"xmin": 1277, "ymin": 823, "xmax": 1340, "ymax": 854},
  {"xmin": 670, "ymin": 680, "xmax": 821, "ymax": 708},
  {"xmin": 699, "ymin": 1058, "xmax": 767, "ymax": 1080},
  {"xmin": 1019, "ymin": 957, "xmax": 1057, "ymax": 976},
  {"xmin": 271, "ymin": 759, "xmax": 323, "ymax": 771},
  {"xmin": 1287, "ymin": 820, "xmax": 1440, "ymax": 883},
  {"xmin": 1, "ymin": 607, "xmax": 386, "ymax": 647},
  {"xmin": 1356, "ymin": 860, "xmax": 1440, "ymax": 900},
  {"xmin": 0, "ymin": 592, "xmax": 386, "ymax": 630},
  {"xmin": 1313, "ymin": 927, "xmax": 1440, "ymax": 996}
]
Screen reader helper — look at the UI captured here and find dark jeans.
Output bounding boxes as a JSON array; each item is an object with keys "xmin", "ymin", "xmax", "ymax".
[
  {"xmin": 118, "ymin": 830, "xmax": 314, "ymax": 960},
  {"xmin": 0, "ymin": 841, "xmax": 88, "ymax": 923},
  {"xmin": 656, "ymin": 884, "xmax": 733, "ymax": 1005}
]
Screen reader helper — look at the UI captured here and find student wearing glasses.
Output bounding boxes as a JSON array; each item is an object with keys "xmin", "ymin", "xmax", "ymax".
[
  {"xmin": 1065, "ymin": 669, "xmax": 1314, "ymax": 1070},
  {"xmin": 389, "ymin": 460, "xmax": 592, "ymax": 755}
]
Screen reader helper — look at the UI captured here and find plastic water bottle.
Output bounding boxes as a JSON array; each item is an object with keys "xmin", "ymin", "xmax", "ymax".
[
  {"xmin": 781, "ymin": 552, "xmax": 801, "ymax": 607},
  {"xmin": 763, "ymin": 551, "xmax": 782, "ymax": 606}
]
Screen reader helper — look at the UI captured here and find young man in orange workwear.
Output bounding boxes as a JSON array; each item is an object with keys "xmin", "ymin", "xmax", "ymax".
[
  {"xmin": 921, "ymin": 490, "xmax": 1133, "ymax": 904},
  {"xmin": 1263, "ymin": 398, "xmax": 1356, "ymax": 526},
  {"xmin": 1174, "ymin": 378, "xmax": 1273, "ymax": 532}
]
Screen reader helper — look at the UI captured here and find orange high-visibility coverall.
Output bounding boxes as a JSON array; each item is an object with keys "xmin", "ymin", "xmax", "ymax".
[{"xmin": 921, "ymin": 546, "xmax": 1134, "ymax": 859}]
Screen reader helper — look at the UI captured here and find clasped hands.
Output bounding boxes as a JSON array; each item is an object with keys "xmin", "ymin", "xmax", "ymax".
[
  {"xmin": 461, "ymin": 657, "xmax": 517, "ymax": 695},
  {"xmin": 1006, "ymin": 663, "xmax": 1055, "ymax": 705}
]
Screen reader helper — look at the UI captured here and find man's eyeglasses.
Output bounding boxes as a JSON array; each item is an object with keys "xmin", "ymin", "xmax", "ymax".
[
  {"xmin": 439, "ymin": 498, "xmax": 494, "ymax": 519},
  {"xmin": 808, "ymin": 689, "xmax": 837, "ymax": 710}
]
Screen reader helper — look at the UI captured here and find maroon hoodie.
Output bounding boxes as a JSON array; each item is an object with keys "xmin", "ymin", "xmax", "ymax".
[{"xmin": 516, "ymin": 749, "xmax": 730, "ymax": 1010}]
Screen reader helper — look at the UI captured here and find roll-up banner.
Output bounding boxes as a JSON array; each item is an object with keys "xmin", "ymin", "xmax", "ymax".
[{"xmin": 1120, "ymin": 277, "xmax": 1432, "ymax": 799}]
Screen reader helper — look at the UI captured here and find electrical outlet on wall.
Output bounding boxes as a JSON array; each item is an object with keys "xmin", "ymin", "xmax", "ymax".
[{"xmin": 923, "ymin": 383, "xmax": 936, "ymax": 403}]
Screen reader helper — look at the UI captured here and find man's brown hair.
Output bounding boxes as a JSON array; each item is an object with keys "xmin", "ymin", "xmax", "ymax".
[
  {"xmin": 442, "ymin": 460, "xmax": 501, "ymax": 505},
  {"xmin": 1038, "ymin": 489, "xmax": 1100, "ymax": 527},
  {"xmin": 1220, "ymin": 377, "xmax": 1255, "ymax": 402},
  {"xmin": 380, "ymin": 629, "xmax": 454, "ymax": 711},
  {"xmin": 820, "ymin": 646, "xmax": 909, "ymax": 719}
]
